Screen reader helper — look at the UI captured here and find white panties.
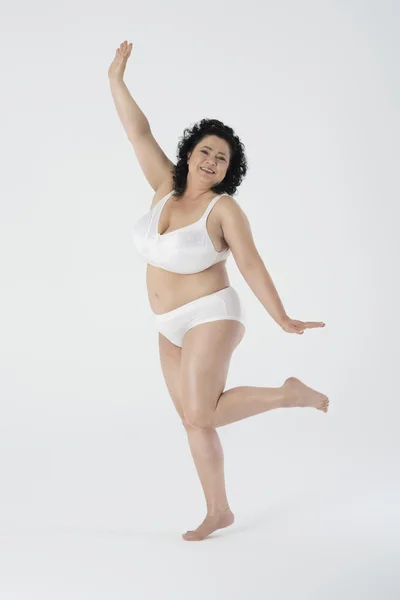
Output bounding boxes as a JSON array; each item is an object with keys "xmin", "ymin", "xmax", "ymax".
[{"xmin": 153, "ymin": 286, "xmax": 246, "ymax": 348}]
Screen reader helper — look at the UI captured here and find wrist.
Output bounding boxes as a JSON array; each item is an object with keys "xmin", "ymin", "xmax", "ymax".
[
  {"xmin": 109, "ymin": 76, "xmax": 124, "ymax": 85},
  {"xmin": 277, "ymin": 314, "xmax": 289, "ymax": 327}
]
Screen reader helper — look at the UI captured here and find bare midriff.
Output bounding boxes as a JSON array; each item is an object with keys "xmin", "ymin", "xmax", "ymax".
[
  {"xmin": 147, "ymin": 260, "xmax": 230, "ymax": 315},
  {"xmin": 145, "ymin": 177, "xmax": 231, "ymax": 315}
]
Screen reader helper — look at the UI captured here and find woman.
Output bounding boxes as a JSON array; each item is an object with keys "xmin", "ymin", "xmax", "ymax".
[{"xmin": 109, "ymin": 41, "xmax": 329, "ymax": 542}]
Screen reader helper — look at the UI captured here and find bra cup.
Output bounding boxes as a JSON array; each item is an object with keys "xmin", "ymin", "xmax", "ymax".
[{"xmin": 133, "ymin": 192, "xmax": 231, "ymax": 274}]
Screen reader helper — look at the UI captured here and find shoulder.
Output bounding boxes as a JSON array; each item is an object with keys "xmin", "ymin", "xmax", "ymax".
[
  {"xmin": 213, "ymin": 193, "xmax": 251, "ymax": 233},
  {"xmin": 218, "ymin": 194, "xmax": 249, "ymax": 224},
  {"xmin": 220, "ymin": 194, "xmax": 240, "ymax": 207}
]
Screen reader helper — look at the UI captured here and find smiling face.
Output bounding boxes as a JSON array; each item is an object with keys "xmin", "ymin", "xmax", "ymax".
[{"xmin": 187, "ymin": 135, "xmax": 231, "ymax": 188}]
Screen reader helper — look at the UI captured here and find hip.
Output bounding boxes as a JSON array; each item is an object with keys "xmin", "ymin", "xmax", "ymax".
[{"xmin": 152, "ymin": 285, "xmax": 246, "ymax": 348}]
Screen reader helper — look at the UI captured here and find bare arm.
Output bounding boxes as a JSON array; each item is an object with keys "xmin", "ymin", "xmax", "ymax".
[
  {"xmin": 109, "ymin": 78, "xmax": 150, "ymax": 141},
  {"xmin": 108, "ymin": 42, "xmax": 174, "ymax": 191},
  {"xmin": 220, "ymin": 196, "xmax": 288, "ymax": 326},
  {"xmin": 220, "ymin": 197, "xmax": 326, "ymax": 334}
]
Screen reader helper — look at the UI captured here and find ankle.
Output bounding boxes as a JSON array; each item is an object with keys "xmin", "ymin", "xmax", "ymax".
[
  {"xmin": 281, "ymin": 381, "xmax": 296, "ymax": 407},
  {"xmin": 206, "ymin": 505, "xmax": 231, "ymax": 517}
]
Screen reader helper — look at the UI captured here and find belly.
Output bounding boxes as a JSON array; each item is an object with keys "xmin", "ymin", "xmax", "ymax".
[{"xmin": 146, "ymin": 261, "xmax": 230, "ymax": 314}]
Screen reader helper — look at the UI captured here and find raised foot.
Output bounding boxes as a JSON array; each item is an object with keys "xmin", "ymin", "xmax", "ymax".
[
  {"xmin": 283, "ymin": 377, "xmax": 329, "ymax": 412},
  {"xmin": 182, "ymin": 508, "xmax": 235, "ymax": 541}
]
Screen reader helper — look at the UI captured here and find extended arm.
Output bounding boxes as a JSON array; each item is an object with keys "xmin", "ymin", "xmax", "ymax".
[
  {"xmin": 220, "ymin": 197, "xmax": 287, "ymax": 326},
  {"xmin": 109, "ymin": 78, "xmax": 150, "ymax": 141},
  {"xmin": 108, "ymin": 42, "xmax": 174, "ymax": 191},
  {"xmin": 220, "ymin": 197, "xmax": 326, "ymax": 334}
]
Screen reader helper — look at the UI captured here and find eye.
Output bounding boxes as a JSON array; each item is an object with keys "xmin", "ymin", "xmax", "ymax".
[{"xmin": 201, "ymin": 150, "xmax": 226, "ymax": 161}]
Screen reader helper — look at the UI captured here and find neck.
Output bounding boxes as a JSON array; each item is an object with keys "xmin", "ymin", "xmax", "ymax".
[{"xmin": 182, "ymin": 174, "xmax": 215, "ymax": 201}]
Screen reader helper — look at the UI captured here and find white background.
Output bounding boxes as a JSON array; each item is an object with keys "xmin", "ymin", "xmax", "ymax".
[{"xmin": 1, "ymin": 0, "xmax": 399, "ymax": 598}]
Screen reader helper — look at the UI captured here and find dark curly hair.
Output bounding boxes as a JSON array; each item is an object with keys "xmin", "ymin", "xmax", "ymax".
[{"xmin": 171, "ymin": 118, "xmax": 248, "ymax": 198}]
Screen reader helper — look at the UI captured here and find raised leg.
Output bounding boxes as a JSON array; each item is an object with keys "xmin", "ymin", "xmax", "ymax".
[{"xmin": 213, "ymin": 376, "xmax": 329, "ymax": 428}]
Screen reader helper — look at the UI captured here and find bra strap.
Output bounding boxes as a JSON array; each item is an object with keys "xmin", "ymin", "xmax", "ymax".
[
  {"xmin": 202, "ymin": 193, "xmax": 227, "ymax": 220},
  {"xmin": 149, "ymin": 191, "xmax": 174, "ymax": 235}
]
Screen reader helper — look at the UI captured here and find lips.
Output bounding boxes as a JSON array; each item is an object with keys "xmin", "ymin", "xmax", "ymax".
[{"xmin": 200, "ymin": 167, "xmax": 215, "ymax": 174}]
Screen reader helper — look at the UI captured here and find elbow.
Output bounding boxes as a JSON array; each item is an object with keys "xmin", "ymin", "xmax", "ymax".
[{"xmin": 238, "ymin": 254, "xmax": 265, "ymax": 278}]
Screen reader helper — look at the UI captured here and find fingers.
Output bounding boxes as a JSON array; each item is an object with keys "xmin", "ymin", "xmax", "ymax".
[
  {"xmin": 119, "ymin": 41, "xmax": 133, "ymax": 52},
  {"xmin": 116, "ymin": 41, "xmax": 133, "ymax": 58},
  {"xmin": 289, "ymin": 321, "xmax": 325, "ymax": 334}
]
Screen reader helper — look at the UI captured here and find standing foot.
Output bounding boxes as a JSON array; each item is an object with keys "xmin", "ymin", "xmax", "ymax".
[
  {"xmin": 282, "ymin": 377, "xmax": 329, "ymax": 412},
  {"xmin": 182, "ymin": 508, "xmax": 235, "ymax": 541}
]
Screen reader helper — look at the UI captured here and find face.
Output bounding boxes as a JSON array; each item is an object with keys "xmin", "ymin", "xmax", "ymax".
[{"xmin": 187, "ymin": 135, "xmax": 231, "ymax": 187}]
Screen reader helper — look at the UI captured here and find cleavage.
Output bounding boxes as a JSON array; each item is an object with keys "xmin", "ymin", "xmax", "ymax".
[{"xmin": 158, "ymin": 198, "xmax": 208, "ymax": 236}]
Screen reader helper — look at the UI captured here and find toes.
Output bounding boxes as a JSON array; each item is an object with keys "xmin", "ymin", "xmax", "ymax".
[{"xmin": 182, "ymin": 531, "xmax": 202, "ymax": 541}]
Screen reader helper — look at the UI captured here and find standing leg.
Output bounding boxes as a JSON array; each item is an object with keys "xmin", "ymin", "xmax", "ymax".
[
  {"xmin": 181, "ymin": 421, "xmax": 234, "ymax": 540},
  {"xmin": 179, "ymin": 319, "xmax": 244, "ymax": 541}
]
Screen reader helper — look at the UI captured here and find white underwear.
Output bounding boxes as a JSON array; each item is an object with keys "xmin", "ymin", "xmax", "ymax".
[{"xmin": 153, "ymin": 286, "xmax": 246, "ymax": 348}]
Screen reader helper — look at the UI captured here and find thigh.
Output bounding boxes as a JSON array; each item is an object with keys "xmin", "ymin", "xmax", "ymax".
[
  {"xmin": 158, "ymin": 332, "xmax": 184, "ymax": 420},
  {"xmin": 180, "ymin": 319, "xmax": 245, "ymax": 423}
]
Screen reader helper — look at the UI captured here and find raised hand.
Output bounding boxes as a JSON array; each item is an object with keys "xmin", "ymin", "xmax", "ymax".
[
  {"xmin": 279, "ymin": 316, "xmax": 326, "ymax": 335},
  {"xmin": 108, "ymin": 40, "xmax": 133, "ymax": 81}
]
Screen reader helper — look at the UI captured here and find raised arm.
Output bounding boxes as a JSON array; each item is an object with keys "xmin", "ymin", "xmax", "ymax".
[{"xmin": 108, "ymin": 41, "xmax": 174, "ymax": 191}]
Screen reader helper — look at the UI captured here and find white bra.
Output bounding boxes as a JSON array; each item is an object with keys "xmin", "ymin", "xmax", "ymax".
[{"xmin": 132, "ymin": 191, "xmax": 231, "ymax": 274}]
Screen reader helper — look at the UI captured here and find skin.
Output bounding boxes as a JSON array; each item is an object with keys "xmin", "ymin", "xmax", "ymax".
[
  {"xmin": 156, "ymin": 136, "xmax": 329, "ymax": 542},
  {"xmin": 145, "ymin": 134, "xmax": 236, "ymax": 316},
  {"xmin": 109, "ymin": 43, "xmax": 329, "ymax": 540},
  {"xmin": 184, "ymin": 134, "xmax": 231, "ymax": 200}
]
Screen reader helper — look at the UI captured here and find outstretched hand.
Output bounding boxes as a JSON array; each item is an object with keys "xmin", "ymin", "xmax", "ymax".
[
  {"xmin": 108, "ymin": 40, "xmax": 133, "ymax": 81},
  {"xmin": 279, "ymin": 316, "xmax": 325, "ymax": 335}
]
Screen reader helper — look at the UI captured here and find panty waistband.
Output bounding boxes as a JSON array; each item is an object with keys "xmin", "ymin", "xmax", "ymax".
[{"xmin": 153, "ymin": 286, "xmax": 234, "ymax": 321}]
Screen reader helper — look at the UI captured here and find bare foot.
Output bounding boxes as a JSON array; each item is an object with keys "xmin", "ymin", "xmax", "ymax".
[
  {"xmin": 282, "ymin": 377, "xmax": 329, "ymax": 412},
  {"xmin": 182, "ymin": 508, "xmax": 235, "ymax": 541}
]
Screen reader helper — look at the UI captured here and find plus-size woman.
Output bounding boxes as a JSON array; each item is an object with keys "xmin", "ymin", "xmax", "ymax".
[{"xmin": 109, "ymin": 41, "xmax": 329, "ymax": 542}]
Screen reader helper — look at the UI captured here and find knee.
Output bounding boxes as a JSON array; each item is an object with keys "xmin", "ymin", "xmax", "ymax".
[{"xmin": 182, "ymin": 408, "xmax": 214, "ymax": 431}]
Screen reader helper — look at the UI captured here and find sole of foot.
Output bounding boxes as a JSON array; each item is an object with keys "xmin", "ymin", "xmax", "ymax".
[{"xmin": 283, "ymin": 377, "xmax": 329, "ymax": 412}]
